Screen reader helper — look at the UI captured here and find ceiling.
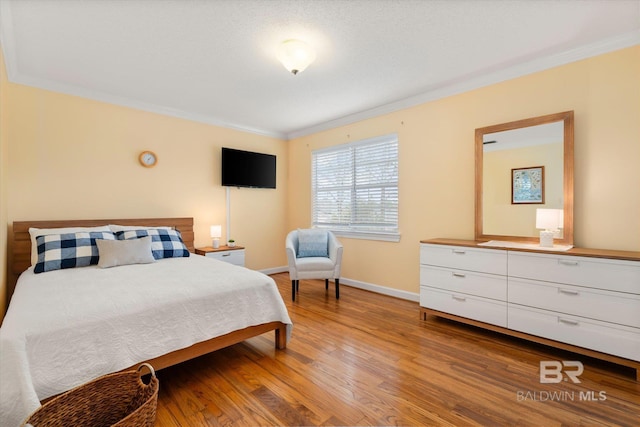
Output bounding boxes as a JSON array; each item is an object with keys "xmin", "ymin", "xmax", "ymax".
[
  {"xmin": 1, "ymin": 0, "xmax": 639, "ymax": 140},
  {"xmin": 483, "ymin": 121, "xmax": 564, "ymax": 152}
]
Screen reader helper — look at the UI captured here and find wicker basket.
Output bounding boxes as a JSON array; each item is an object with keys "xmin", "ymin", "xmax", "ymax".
[{"xmin": 21, "ymin": 363, "xmax": 159, "ymax": 427}]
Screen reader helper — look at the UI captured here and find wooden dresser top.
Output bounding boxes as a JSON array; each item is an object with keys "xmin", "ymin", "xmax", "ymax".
[{"xmin": 420, "ymin": 238, "xmax": 640, "ymax": 262}]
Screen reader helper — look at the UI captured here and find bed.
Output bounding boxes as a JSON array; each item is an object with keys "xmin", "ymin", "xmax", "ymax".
[{"xmin": 1, "ymin": 217, "xmax": 292, "ymax": 427}]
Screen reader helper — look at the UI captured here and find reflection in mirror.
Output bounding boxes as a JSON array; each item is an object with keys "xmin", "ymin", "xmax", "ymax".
[
  {"xmin": 483, "ymin": 122, "xmax": 563, "ymax": 236},
  {"xmin": 475, "ymin": 111, "xmax": 574, "ymax": 245}
]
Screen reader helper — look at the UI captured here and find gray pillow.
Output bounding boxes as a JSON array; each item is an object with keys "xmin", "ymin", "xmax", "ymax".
[{"xmin": 96, "ymin": 236, "xmax": 155, "ymax": 268}]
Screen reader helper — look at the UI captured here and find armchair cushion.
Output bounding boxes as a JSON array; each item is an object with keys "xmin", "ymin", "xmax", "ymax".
[
  {"xmin": 294, "ymin": 256, "xmax": 335, "ymax": 272},
  {"xmin": 297, "ymin": 229, "xmax": 329, "ymax": 258}
]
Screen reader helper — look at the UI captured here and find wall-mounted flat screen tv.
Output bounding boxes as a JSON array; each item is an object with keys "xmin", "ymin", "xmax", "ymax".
[{"xmin": 221, "ymin": 147, "xmax": 276, "ymax": 189}]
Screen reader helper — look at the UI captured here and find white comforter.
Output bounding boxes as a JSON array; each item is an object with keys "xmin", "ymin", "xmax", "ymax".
[{"xmin": 0, "ymin": 256, "xmax": 292, "ymax": 427}]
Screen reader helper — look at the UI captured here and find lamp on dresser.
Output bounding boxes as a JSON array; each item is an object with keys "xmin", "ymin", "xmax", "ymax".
[{"xmin": 536, "ymin": 208, "xmax": 563, "ymax": 248}]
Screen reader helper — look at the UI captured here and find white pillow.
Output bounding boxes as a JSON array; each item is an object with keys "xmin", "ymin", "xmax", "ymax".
[
  {"xmin": 29, "ymin": 226, "xmax": 111, "ymax": 266},
  {"xmin": 96, "ymin": 236, "xmax": 155, "ymax": 268},
  {"xmin": 108, "ymin": 224, "xmax": 173, "ymax": 232}
]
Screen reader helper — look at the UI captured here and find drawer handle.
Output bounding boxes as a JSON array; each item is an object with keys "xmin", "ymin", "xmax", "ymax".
[
  {"xmin": 222, "ymin": 253, "xmax": 231, "ymax": 257},
  {"xmin": 558, "ymin": 260, "xmax": 579, "ymax": 267},
  {"xmin": 558, "ymin": 318, "xmax": 579, "ymax": 326},
  {"xmin": 452, "ymin": 250, "xmax": 466, "ymax": 255},
  {"xmin": 558, "ymin": 288, "xmax": 579, "ymax": 296},
  {"xmin": 452, "ymin": 272, "xmax": 466, "ymax": 278},
  {"xmin": 452, "ymin": 295, "xmax": 466, "ymax": 302}
]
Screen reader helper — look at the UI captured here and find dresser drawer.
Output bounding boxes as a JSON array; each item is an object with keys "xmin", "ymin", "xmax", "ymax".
[
  {"xmin": 509, "ymin": 278, "xmax": 640, "ymax": 328},
  {"xmin": 421, "ymin": 265, "xmax": 506, "ymax": 301},
  {"xmin": 204, "ymin": 250, "xmax": 245, "ymax": 266},
  {"xmin": 420, "ymin": 244, "xmax": 506, "ymax": 275},
  {"xmin": 508, "ymin": 305, "xmax": 640, "ymax": 362},
  {"xmin": 420, "ymin": 287, "xmax": 507, "ymax": 327},
  {"xmin": 509, "ymin": 252, "xmax": 640, "ymax": 294}
]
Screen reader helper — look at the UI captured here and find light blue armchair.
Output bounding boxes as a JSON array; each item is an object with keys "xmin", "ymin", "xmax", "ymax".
[{"xmin": 285, "ymin": 229, "xmax": 343, "ymax": 301}]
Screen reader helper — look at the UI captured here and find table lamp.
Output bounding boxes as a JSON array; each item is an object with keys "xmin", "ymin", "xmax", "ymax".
[
  {"xmin": 210, "ymin": 225, "xmax": 222, "ymax": 249},
  {"xmin": 536, "ymin": 209, "xmax": 563, "ymax": 248}
]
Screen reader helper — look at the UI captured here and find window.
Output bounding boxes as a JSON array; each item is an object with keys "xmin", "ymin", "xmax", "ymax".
[{"xmin": 311, "ymin": 134, "xmax": 399, "ymax": 241}]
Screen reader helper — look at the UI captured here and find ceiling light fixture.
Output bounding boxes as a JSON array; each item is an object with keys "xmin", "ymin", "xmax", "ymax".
[{"xmin": 277, "ymin": 39, "xmax": 316, "ymax": 75}]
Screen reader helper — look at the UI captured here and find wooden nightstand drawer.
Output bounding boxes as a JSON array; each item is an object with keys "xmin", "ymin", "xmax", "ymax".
[{"xmin": 196, "ymin": 246, "xmax": 245, "ymax": 267}]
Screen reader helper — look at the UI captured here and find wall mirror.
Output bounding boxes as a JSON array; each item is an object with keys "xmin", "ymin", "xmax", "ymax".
[{"xmin": 475, "ymin": 111, "xmax": 574, "ymax": 245}]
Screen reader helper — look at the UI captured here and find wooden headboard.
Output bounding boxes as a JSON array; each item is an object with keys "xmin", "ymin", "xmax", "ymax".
[{"xmin": 11, "ymin": 217, "xmax": 195, "ymax": 276}]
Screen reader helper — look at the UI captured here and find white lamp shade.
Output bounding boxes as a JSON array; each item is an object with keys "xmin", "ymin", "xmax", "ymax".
[
  {"xmin": 536, "ymin": 209, "xmax": 563, "ymax": 230},
  {"xmin": 277, "ymin": 39, "xmax": 316, "ymax": 75},
  {"xmin": 210, "ymin": 225, "xmax": 222, "ymax": 238}
]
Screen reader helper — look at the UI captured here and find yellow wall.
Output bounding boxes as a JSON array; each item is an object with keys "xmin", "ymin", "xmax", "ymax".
[
  {"xmin": 0, "ymin": 49, "xmax": 8, "ymax": 323},
  {"xmin": 2, "ymin": 67, "xmax": 289, "ymax": 315},
  {"xmin": 289, "ymin": 46, "xmax": 640, "ymax": 294},
  {"xmin": 484, "ymin": 142, "xmax": 563, "ymax": 237}
]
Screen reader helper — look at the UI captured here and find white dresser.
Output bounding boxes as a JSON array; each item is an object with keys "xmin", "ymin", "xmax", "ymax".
[
  {"xmin": 420, "ymin": 239, "xmax": 640, "ymax": 380},
  {"xmin": 420, "ymin": 244, "xmax": 508, "ymax": 327}
]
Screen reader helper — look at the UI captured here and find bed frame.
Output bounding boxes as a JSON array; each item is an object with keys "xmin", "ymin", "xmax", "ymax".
[{"xmin": 11, "ymin": 217, "xmax": 287, "ymax": 372}]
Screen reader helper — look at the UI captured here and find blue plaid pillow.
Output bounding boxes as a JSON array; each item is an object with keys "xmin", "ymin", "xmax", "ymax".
[
  {"xmin": 297, "ymin": 229, "xmax": 329, "ymax": 258},
  {"xmin": 116, "ymin": 229, "xmax": 190, "ymax": 259},
  {"xmin": 34, "ymin": 231, "xmax": 116, "ymax": 274}
]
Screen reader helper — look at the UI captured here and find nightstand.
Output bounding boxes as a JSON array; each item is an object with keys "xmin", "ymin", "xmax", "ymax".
[{"xmin": 195, "ymin": 246, "xmax": 245, "ymax": 267}]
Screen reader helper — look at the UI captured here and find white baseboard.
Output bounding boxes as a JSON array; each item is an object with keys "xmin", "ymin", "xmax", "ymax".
[
  {"xmin": 261, "ymin": 266, "xmax": 419, "ymax": 302},
  {"xmin": 259, "ymin": 266, "xmax": 289, "ymax": 275},
  {"xmin": 340, "ymin": 277, "xmax": 419, "ymax": 302}
]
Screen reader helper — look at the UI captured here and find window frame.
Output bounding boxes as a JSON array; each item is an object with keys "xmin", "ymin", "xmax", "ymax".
[{"xmin": 311, "ymin": 133, "xmax": 400, "ymax": 242}]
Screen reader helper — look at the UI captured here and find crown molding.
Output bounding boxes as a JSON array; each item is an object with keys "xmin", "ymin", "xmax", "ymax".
[
  {"xmin": 286, "ymin": 30, "xmax": 640, "ymax": 140},
  {"xmin": 0, "ymin": 1, "xmax": 285, "ymax": 139},
  {"xmin": 7, "ymin": 73, "xmax": 288, "ymax": 139}
]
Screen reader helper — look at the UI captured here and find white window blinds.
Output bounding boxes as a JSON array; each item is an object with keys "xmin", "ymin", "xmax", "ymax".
[{"xmin": 312, "ymin": 134, "xmax": 399, "ymax": 241}]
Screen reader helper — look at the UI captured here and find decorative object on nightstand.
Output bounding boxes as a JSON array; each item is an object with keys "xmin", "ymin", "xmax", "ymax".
[
  {"xmin": 195, "ymin": 246, "xmax": 245, "ymax": 267},
  {"xmin": 536, "ymin": 208, "xmax": 563, "ymax": 248},
  {"xmin": 210, "ymin": 225, "xmax": 222, "ymax": 249},
  {"xmin": 228, "ymin": 239, "xmax": 236, "ymax": 247}
]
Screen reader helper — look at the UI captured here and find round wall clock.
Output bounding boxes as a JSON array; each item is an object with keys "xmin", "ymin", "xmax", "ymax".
[{"xmin": 139, "ymin": 150, "xmax": 158, "ymax": 168}]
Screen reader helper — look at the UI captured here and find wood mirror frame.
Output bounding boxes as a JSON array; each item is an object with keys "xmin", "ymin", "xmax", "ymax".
[{"xmin": 475, "ymin": 111, "xmax": 574, "ymax": 245}]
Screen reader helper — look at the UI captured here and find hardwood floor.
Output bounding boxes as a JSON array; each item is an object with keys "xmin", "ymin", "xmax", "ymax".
[{"xmin": 155, "ymin": 273, "xmax": 640, "ymax": 426}]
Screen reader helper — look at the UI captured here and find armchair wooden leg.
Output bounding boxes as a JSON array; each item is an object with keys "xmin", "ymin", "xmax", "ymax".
[
  {"xmin": 325, "ymin": 279, "xmax": 329, "ymax": 290},
  {"xmin": 292, "ymin": 280, "xmax": 296, "ymax": 301},
  {"xmin": 335, "ymin": 278, "xmax": 340, "ymax": 299}
]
